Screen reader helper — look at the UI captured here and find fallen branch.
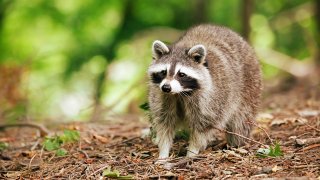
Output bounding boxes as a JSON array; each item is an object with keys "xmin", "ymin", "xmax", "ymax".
[
  {"xmin": 299, "ymin": 144, "xmax": 320, "ymax": 152},
  {"xmin": 295, "ymin": 137, "xmax": 320, "ymax": 146},
  {"xmin": 0, "ymin": 123, "xmax": 50, "ymax": 137},
  {"xmin": 214, "ymin": 127, "xmax": 268, "ymax": 148}
]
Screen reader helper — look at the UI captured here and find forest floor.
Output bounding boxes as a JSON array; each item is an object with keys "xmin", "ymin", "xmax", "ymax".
[{"xmin": 0, "ymin": 80, "xmax": 320, "ymax": 179}]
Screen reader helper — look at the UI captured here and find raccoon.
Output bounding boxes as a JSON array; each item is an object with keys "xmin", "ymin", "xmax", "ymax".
[{"xmin": 147, "ymin": 24, "xmax": 261, "ymax": 160}]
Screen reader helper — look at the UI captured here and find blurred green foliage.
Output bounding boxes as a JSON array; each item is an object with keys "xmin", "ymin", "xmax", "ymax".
[{"xmin": 0, "ymin": 0, "xmax": 317, "ymax": 122}]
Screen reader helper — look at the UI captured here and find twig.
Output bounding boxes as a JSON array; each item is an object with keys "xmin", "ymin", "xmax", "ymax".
[
  {"xmin": 247, "ymin": 120, "xmax": 274, "ymax": 146},
  {"xmin": 89, "ymin": 164, "xmax": 109, "ymax": 176},
  {"xmin": 0, "ymin": 123, "xmax": 50, "ymax": 137},
  {"xmin": 105, "ymin": 136, "xmax": 140, "ymax": 148},
  {"xmin": 163, "ymin": 158, "xmax": 193, "ymax": 170},
  {"xmin": 293, "ymin": 164, "xmax": 320, "ymax": 169},
  {"xmin": 213, "ymin": 127, "xmax": 268, "ymax": 148},
  {"xmin": 79, "ymin": 150, "xmax": 89, "ymax": 159},
  {"xmin": 28, "ymin": 153, "xmax": 37, "ymax": 170},
  {"xmin": 299, "ymin": 144, "xmax": 320, "ymax": 152},
  {"xmin": 148, "ymin": 174, "xmax": 177, "ymax": 179},
  {"xmin": 304, "ymin": 123, "xmax": 320, "ymax": 133},
  {"xmin": 295, "ymin": 137, "xmax": 320, "ymax": 146},
  {"xmin": 31, "ymin": 139, "xmax": 41, "ymax": 151}
]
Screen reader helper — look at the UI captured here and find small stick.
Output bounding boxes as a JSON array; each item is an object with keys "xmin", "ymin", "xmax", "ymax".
[
  {"xmin": 89, "ymin": 164, "xmax": 109, "ymax": 176},
  {"xmin": 247, "ymin": 120, "xmax": 274, "ymax": 146},
  {"xmin": 79, "ymin": 150, "xmax": 89, "ymax": 159},
  {"xmin": 163, "ymin": 158, "xmax": 193, "ymax": 170},
  {"xmin": 148, "ymin": 174, "xmax": 177, "ymax": 178},
  {"xmin": 299, "ymin": 144, "xmax": 320, "ymax": 152},
  {"xmin": 293, "ymin": 164, "xmax": 320, "ymax": 169},
  {"xmin": 105, "ymin": 136, "xmax": 140, "ymax": 148},
  {"xmin": 31, "ymin": 139, "xmax": 41, "ymax": 151},
  {"xmin": 161, "ymin": 155, "xmax": 206, "ymax": 170},
  {"xmin": 296, "ymin": 137, "xmax": 320, "ymax": 146},
  {"xmin": 213, "ymin": 127, "xmax": 268, "ymax": 148},
  {"xmin": 304, "ymin": 123, "xmax": 320, "ymax": 132},
  {"xmin": 28, "ymin": 153, "xmax": 38, "ymax": 169}
]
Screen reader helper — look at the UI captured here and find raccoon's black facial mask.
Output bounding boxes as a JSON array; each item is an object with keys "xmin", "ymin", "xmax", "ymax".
[
  {"xmin": 151, "ymin": 70, "xmax": 167, "ymax": 84},
  {"xmin": 176, "ymin": 71, "xmax": 200, "ymax": 92}
]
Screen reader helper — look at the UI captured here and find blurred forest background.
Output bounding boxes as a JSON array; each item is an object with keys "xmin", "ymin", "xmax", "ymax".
[{"xmin": 0, "ymin": 0, "xmax": 319, "ymax": 123}]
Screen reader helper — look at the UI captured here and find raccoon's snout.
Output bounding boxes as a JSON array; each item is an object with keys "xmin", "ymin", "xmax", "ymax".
[{"xmin": 161, "ymin": 84, "xmax": 171, "ymax": 93}]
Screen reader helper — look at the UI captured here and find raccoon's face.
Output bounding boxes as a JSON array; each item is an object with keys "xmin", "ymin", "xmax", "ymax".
[{"xmin": 148, "ymin": 40, "xmax": 209, "ymax": 94}]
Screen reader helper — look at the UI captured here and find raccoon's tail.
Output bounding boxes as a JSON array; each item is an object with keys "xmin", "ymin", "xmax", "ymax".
[{"xmin": 225, "ymin": 114, "xmax": 253, "ymax": 147}]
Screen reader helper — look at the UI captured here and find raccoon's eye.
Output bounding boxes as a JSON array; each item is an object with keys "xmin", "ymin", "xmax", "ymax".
[
  {"xmin": 160, "ymin": 70, "xmax": 167, "ymax": 75},
  {"xmin": 178, "ymin": 72, "xmax": 186, "ymax": 77}
]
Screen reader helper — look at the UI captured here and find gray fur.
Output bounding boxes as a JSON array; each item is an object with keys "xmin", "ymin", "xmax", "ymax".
[{"xmin": 148, "ymin": 24, "xmax": 262, "ymax": 159}]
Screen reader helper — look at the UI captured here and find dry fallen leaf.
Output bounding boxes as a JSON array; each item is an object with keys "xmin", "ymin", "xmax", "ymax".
[
  {"xmin": 92, "ymin": 133, "xmax": 109, "ymax": 143},
  {"xmin": 297, "ymin": 109, "xmax": 320, "ymax": 117},
  {"xmin": 272, "ymin": 165, "xmax": 282, "ymax": 172},
  {"xmin": 257, "ymin": 113, "xmax": 274, "ymax": 122},
  {"xmin": 231, "ymin": 147, "xmax": 248, "ymax": 154},
  {"xmin": 270, "ymin": 117, "xmax": 308, "ymax": 127}
]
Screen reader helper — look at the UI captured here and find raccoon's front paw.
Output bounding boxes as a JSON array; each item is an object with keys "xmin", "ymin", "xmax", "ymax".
[
  {"xmin": 155, "ymin": 159, "xmax": 175, "ymax": 170},
  {"xmin": 155, "ymin": 158, "xmax": 168, "ymax": 165},
  {"xmin": 186, "ymin": 149, "xmax": 199, "ymax": 157}
]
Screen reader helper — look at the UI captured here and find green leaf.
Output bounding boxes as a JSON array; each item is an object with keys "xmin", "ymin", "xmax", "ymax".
[
  {"xmin": 256, "ymin": 142, "xmax": 283, "ymax": 158},
  {"xmin": 269, "ymin": 143, "xmax": 283, "ymax": 157},
  {"xmin": 60, "ymin": 130, "xmax": 80, "ymax": 143},
  {"xmin": 102, "ymin": 167, "xmax": 133, "ymax": 179},
  {"xmin": 43, "ymin": 137, "xmax": 62, "ymax": 151},
  {"xmin": 102, "ymin": 167, "xmax": 120, "ymax": 178},
  {"xmin": 0, "ymin": 142, "xmax": 8, "ymax": 151},
  {"xmin": 56, "ymin": 148, "xmax": 68, "ymax": 156},
  {"xmin": 43, "ymin": 130, "xmax": 80, "ymax": 153},
  {"xmin": 139, "ymin": 102, "xmax": 149, "ymax": 111},
  {"xmin": 117, "ymin": 175, "xmax": 134, "ymax": 180}
]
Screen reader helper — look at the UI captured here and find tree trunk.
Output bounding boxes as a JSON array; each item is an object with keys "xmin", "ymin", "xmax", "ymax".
[
  {"xmin": 242, "ymin": 0, "xmax": 253, "ymax": 40},
  {"xmin": 315, "ymin": 0, "xmax": 320, "ymax": 65},
  {"xmin": 193, "ymin": 0, "xmax": 209, "ymax": 24}
]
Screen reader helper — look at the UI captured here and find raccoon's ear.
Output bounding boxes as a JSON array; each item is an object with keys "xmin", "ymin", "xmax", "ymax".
[
  {"xmin": 152, "ymin": 40, "xmax": 169, "ymax": 60},
  {"xmin": 188, "ymin": 44, "xmax": 207, "ymax": 64}
]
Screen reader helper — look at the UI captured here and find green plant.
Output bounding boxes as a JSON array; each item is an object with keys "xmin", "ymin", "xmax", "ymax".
[
  {"xmin": 43, "ymin": 130, "xmax": 80, "ymax": 156},
  {"xmin": 0, "ymin": 142, "xmax": 8, "ymax": 151},
  {"xmin": 102, "ymin": 167, "xmax": 133, "ymax": 179},
  {"xmin": 55, "ymin": 148, "xmax": 68, "ymax": 156},
  {"xmin": 256, "ymin": 142, "xmax": 283, "ymax": 158}
]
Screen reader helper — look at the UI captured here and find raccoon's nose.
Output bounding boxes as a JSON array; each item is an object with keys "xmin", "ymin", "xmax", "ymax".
[{"xmin": 161, "ymin": 84, "xmax": 171, "ymax": 93}]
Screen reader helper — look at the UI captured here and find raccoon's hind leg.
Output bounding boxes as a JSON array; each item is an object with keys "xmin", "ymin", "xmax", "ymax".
[
  {"xmin": 225, "ymin": 114, "xmax": 252, "ymax": 147},
  {"xmin": 187, "ymin": 130, "xmax": 209, "ymax": 157}
]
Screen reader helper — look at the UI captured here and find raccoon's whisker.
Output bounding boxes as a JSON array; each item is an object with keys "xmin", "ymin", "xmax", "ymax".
[{"xmin": 180, "ymin": 91, "xmax": 192, "ymax": 102}]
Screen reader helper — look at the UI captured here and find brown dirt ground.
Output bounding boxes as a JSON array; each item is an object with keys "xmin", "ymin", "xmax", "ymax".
[{"xmin": 0, "ymin": 82, "xmax": 320, "ymax": 179}]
